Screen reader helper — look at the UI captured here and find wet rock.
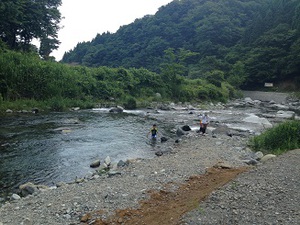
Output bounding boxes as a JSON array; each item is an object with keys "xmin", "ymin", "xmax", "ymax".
[
  {"xmin": 155, "ymin": 151, "xmax": 163, "ymax": 156},
  {"xmin": 271, "ymin": 104, "xmax": 289, "ymax": 110},
  {"xmin": 104, "ymin": 156, "xmax": 111, "ymax": 168},
  {"xmin": 276, "ymin": 110, "xmax": 295, "ymax": 119},
  {"xmin": 242, "ymin": 114, "xmax": 272, "ymax": 128},
  {"xmin": 158, "ymin": 104, "xmax": 171, "ymax": 110},
  {"xmin": 160, "ymin": 136, "xmax": 168, "ymax": 142},
  {"xmin": 19, "ymin": 182, "xmax": 39, "ymax": 197},
  {"xmin": 6, "ymin": 109, "xmax": 13, "ymax": 113},
  {"xmin": 109, "ymin": 106, "xmax": 124, "ymax": 113},
  {"xmin": 90, "ymin": 160, "xmax": 101, "ymax": 168},
  {"xmin": 182, "ymin": 125, "xmax": 191, "ymax": 131},
  {"xmin": 117, "ymin": 160, "xmax": 128, "ymax": 167},
  {"xmin": 176, "ymin": 128, "xmax": 187, "ymax": 136},
  {"xmin": 244, "ymin": 97, "xmax": 254, "ymax": 105},
  {"xmin": 32, "ymin": 108, "xmax": 39, "ymax": 114}
]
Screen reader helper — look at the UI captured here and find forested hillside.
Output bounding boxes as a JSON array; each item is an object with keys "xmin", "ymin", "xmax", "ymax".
[{"xmin": 62, "ymin": 0, "xmax": 300, "ymax": 90}]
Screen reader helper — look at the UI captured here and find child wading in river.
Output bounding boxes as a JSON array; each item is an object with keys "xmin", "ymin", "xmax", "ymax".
[{"xmin": 147, "ymin": 124, "xmax": 158, "ymax": 140}]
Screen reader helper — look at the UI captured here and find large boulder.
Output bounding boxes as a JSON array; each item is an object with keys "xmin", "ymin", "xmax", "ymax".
[
  {"xmin": 18, "ymin": 182, "xmax": 49, "ymax": 197},
  {"xmin": 90, "ymin": 159, "xmax": 101, "ymax": 168},
  {"xmin": 181, "ymin": 125, "xmax": 191, "ymax": 131},
  {"xmin": 19, "ymin": 182, "xmax": 39, "ymax": 197},
  {"xmin": 242, "ymin": 114, "xmax": 273, "ymax": 128},
  {"xmin": 276, "ymin": 110, "xmax": 295, "ymax": 119}
]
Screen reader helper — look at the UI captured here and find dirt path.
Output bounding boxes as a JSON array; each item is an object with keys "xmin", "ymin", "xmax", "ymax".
[{"xmin": 81, "ymin": 167, "xmax": 249, "ymax": 225}]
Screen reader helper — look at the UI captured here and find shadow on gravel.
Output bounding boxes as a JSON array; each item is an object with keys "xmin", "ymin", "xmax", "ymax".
[{"xmin": 80, "ymin": 166, "xmax": 249, "ymax": 225}]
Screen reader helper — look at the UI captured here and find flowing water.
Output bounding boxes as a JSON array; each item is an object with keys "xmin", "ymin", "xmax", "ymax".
[
  {"xmin": 1, "ymin": 99, "xmax": 295, "ymax": 202},
  {"xmin": 0, "ymin": 109, "xmax": 175, "ymax": 201}
]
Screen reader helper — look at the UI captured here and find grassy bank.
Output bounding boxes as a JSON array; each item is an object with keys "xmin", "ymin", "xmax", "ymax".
[{"xmin": 250, "ymin": 120, "xmax": 300, "ymax": 155}]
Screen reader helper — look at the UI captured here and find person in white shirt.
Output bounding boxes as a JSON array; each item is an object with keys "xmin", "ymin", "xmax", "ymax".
[{"xmin": 200, "ymin": 113, "xmax": 210, "ymax": 135}]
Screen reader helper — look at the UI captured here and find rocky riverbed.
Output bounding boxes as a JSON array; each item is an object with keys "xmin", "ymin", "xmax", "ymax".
[{"xmin": 0, "ymin": 93, "xmax": 299, "ymax": 225}]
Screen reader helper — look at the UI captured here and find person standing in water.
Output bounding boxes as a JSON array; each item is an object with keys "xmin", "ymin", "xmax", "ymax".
[
  {"xmin": 147, "ymin": 124, "xmax": 158, "ymax": 139},
  {"xmin": 199, "ymin": 113, "xmax": 210, "ymax": 135}
]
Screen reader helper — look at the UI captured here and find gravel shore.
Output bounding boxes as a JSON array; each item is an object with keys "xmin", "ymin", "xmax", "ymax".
[{"xmin": 0, "ymin": 127, "xmax": 299, "ymax": 224}]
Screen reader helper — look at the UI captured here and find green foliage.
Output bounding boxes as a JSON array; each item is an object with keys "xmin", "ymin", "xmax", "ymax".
[
  {"xmin": 250, "ymin": 120, "xmax": 300, "ymax": 154},
  {"xmin": 226, "ymin": 61, "xmax": 247, "ymax": 88},
  {"xmin": 61, "ymin": 0, "xmax": 300, "ymax": 90},
  {"xmin": 123, "ymin": 96, "xmax": 137, "ymax": 110},
  {"xmin": 0, "ymin": 47, "xmax": 239, "ymax": 113},
  {"xmin": 0, "ymin": 0, "xmax": 62, "ymax": 58},
  {"xmin": 205, "ymin": 70, "xmax": 225, "ymax": 87}
]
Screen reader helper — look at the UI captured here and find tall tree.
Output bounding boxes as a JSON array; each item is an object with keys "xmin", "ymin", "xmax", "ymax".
[{"xmin": 0, "ymin": 0, "xmax": 62, "ymax": 58}]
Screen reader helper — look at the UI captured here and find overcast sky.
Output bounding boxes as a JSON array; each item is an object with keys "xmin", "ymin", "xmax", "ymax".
[{"xmin": 51, "ymin": 0, "xmax": 173, "ymax": 61}]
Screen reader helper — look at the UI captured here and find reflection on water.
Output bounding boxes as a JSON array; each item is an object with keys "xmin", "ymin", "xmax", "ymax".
[{"xmin": 0, "ymin": 110, "xmax": 171, "ymax": 200}]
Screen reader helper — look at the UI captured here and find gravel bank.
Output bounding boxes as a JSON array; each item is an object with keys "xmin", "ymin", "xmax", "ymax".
[
  {"xmin": 182, "ymin": 149, "xmax": 300, "ymax": 225},
  {"xmin": 0, "ymin": 131, "xmax": 250, "ymax": 225},
  {"xmin": 1, "ymin": 122, "xmax": 299, "ymax": 224}
]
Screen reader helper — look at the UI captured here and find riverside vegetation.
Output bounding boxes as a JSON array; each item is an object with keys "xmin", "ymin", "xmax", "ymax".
[
  {"xmin": 250, "ymin": 120, "xmax": 300, "ymax": 155},
  {"xmin": 1, "ymin": 0, "xmax": 300, "ymax": 114},
  {"xmin": 0, "ymin": 47, "xmax": 240, "ymax": 114}
]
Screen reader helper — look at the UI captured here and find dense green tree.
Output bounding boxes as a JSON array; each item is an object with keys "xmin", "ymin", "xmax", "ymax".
[{"xmin": 0, "ymin": 0, "xmax": 62, "ymax": 58}]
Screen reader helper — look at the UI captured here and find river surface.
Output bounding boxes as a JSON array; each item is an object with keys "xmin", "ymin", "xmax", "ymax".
[
  {"xmin": 0, "ymin": 109, "xmax": 176, "ymax": 201},
  {"xmin": 0, "ymin": 98, "xmax": 296, "ymax": 202}
]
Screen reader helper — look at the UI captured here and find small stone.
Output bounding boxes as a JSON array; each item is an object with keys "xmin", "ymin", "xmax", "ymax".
[
  {"xmin": 80, "ymin": 213, "xmax": 91, "ymax": 222},
  {"xmin": 22, "ymin": 218, "xmax": 32, "ymax": 225},
  {"xmin": 261, "ymin": 154, "xmax": 276, "ymax": 162},
  {"xmin": 108, "ymin": 171, "xmax": 121, "ymax": 177},
  {"xmin": 104, "ymin": 156, "xmax": 111, "ymax": 166},
  {"xmin": 254, "ymin": 151, "xmax": 264, "ymax": 160},
  {"xmin": 11, "ymin": 193, "xmax": 21, "ymax": 200},
  {"xmin": 117, "ymin": 160, "xmax": 127, "ymax": 167},
  {"xmin": 155, "ymin": 151, "xmax": 163, "ymax": 156}
]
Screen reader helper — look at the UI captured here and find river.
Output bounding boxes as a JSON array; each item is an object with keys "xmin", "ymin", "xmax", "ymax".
[
  {"xmin": 0, "ymin": 95, "xmax": 297, "ymax": 202},
  {"xmin": 0, "ymin": 108, "xmax": 177, "ymax": 201}
]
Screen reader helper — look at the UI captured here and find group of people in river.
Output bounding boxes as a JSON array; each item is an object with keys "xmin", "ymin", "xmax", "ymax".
[{"xmin": 146, "ymin": 113, "xmax": 210, "ymax": 142}]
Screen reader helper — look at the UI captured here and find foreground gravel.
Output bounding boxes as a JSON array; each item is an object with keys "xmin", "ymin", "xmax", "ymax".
[
  {"xmin": 0, "ymin": 130, "xmax": 299, "ymax": 225},
  {"xmin": 181, "ymin": 149, "xmax": 300, "ymax": 225}
]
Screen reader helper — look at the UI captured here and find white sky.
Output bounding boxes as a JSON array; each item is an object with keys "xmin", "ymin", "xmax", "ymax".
[{"xmin": 51, "ymin": 0, "xmax": 173, "ymax": 61}]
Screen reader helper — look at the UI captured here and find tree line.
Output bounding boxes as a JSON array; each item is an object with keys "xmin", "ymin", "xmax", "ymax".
[
  {"xmin": 62, "ymin": 0, "xmax": 300, "ymax": 90},
  {"xmin": 0, "ymin": 47, "xmax": 239, "ymax": 112}
]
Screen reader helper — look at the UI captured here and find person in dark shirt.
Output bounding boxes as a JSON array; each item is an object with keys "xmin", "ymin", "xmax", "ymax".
[{"xmin": 148, "ymin": 124, "xmax": 158, "ymax": 139}]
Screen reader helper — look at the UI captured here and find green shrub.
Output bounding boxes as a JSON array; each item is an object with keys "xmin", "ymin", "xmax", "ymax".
[
  {"xmin": 250, "ymin": 120, "xmax": 300, "ymax": 154},
  {"xmin": 123, "ymin": 96, "xmax": 137, "ymax": 109}
]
